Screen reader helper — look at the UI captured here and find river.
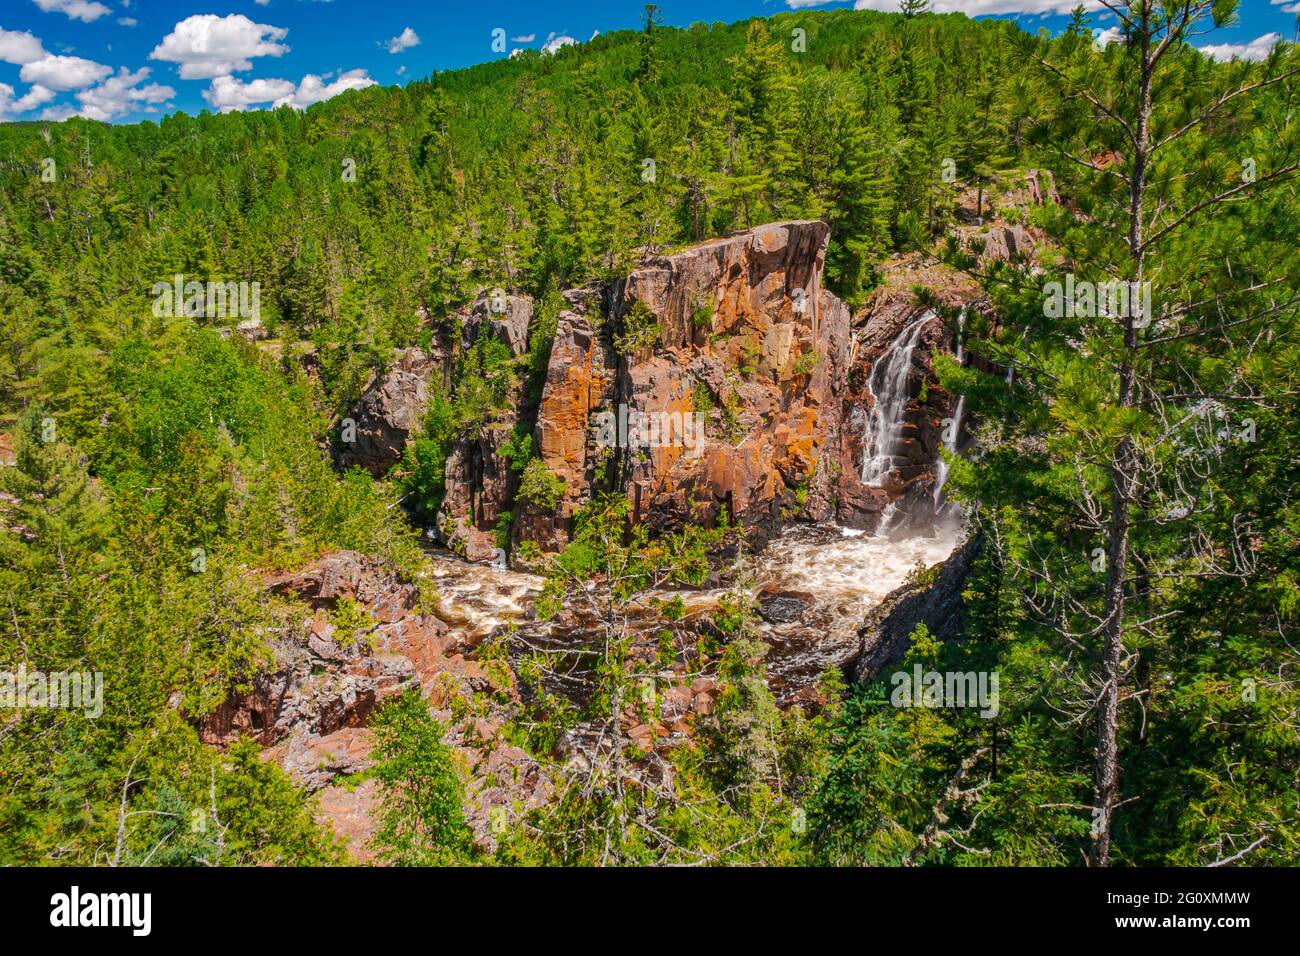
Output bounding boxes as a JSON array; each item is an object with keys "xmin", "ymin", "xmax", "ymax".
[{"xmin": 420, "ymin": 523, "xmax": 958, "ymax": 704}]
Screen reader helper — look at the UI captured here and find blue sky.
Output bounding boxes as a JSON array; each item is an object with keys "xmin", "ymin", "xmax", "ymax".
[{"xmin": 0, "ymin": 1, "xmax": 1294, "ymax": 124}]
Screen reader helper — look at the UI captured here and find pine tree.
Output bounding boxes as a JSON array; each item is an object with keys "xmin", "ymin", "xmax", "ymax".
[{"xmin": 945, "ymin": 0, "xmax": 1300, "ymax": 866}]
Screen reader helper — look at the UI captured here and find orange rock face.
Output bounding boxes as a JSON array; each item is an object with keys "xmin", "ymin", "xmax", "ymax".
[
  {"xmin": 515, "ymin": 310, "xmax": 614, "ymax": 552},
  {"xmin": 520, "ymin": 220, "xmax": 863, "ymax": 549},
  {"xmin": 404, "ymin": 219, "xmax": 979, "ymax": 556}
]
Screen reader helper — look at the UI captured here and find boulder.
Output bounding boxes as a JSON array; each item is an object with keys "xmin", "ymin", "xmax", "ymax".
[
  {"xmin": 235, "ymin": 317, "xmax": 267, "ymax": 342},
  {"xmin": 757, "ymin": 588, "xmax": 815, "ymax": 624},
  {"xmin": 978, "ymin": 223, "xmax": 1036, "ymax": 263},
  {"xmin": 273, "ymin": 727, "xmax": 376, "ymax": 792}
]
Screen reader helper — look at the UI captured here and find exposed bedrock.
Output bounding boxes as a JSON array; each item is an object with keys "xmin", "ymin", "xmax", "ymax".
[
  {"xmin": 513, "ymin": 300, "xmax": 615, "ymax": 554},
  {"xmin": 336, "ymin": 220, "xmax": 997, "ymax": 558},
  {"xmin": 333, "ymin": 347, "xmax": 437, "ymax": 477},
  {"xmin": 438, "ymin": 291, "xmax": 536, "ymax": 561},
  {"xmin": 510, "ymin": 220, "xmax": 901, "ymax": 552},
  {"xmin": 598, "ymin": 220, "xmax": 855, "ymax": 546},
  {"xmin": 195, "ymin": 550, "xmax": 549, "ymax": 850}
]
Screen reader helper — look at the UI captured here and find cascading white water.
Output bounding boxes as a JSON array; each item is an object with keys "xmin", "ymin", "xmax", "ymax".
[
  {"xmin": 954, "ymin": 304, "xmax": 966, "ymax": 365},
  {"xmin": 860, "ymin": 312, "xmax": 931, "ymax": 487},
  {"xmin": 933, "ymin": 393, "xmax": 965, "ymax": 508},
  {"xmin": 934, "ymin": 305, "xmax": 968, "ymax": 510},
  {"xmin": 754, "ymin": 525, "xmax": 957, "ymax": 616},
  {"xmin": 419, "ymin": 544, "xmax": 543, "ymax": 637}
]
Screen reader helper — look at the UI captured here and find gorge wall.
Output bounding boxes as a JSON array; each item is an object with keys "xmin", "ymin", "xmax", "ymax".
[{"xmin": 341, "ymin": 219, "xmax": 987, "ymax": 560}]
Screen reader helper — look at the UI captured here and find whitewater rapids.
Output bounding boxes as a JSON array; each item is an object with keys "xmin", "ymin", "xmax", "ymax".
[{"xmin": 419, "ymin": 523, "xmax": 959, "ymax": 702}]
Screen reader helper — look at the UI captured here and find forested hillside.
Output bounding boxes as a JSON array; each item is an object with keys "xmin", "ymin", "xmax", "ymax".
[{"xmin": 1, "ymin": 2, "xmax": 1297, "ymax": 867}]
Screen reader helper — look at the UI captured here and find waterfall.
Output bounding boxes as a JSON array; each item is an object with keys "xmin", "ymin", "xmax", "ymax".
[
  {"xmin": 933, "ymin": 306, "xmax": 968, "ymax": 510},
  {"xmin": 860, "ymin": 312, "xmax": 930, "ymax": 487},
  {"xmin": 933, "ymin": 393, "xmax": 965, "ymax": 508},
  {"xmin": 954, "ymin": 304, "xmax": 966, "ymax": 365}
]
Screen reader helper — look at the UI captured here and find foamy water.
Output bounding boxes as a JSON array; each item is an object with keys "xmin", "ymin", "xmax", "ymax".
[
  {"xmin": 732, "ymin": 525, "xmax": 958, "ymax": 695},
  {"xmin": 421, "ymin": 547, "xmax": 542, "ymax": 638},
  {"xmin": 754, "ymin": 525, "xmax": 958, "ymax": 617},
  {"xmin": 420, "ymin": 523, "xmax": 959, "ymax": 700}
]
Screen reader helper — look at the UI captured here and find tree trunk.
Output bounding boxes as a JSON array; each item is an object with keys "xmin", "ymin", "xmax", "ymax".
[{"xmin": 1090, "ymin": 3, "xmax": 1153, "ymax": 868}]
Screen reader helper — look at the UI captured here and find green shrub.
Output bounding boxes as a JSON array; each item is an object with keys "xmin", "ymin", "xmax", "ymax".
[
  {"xmin": 614, "ymin": 301, "xmax": 661, "ymax": 355},
  {"xmin": 692, "ymin": 298, "xmax": 715, "ymax": 330},
  {"xmin": 371, "ymin": 691, "xmax": 474, "ymax": 866},
  {"xmin": 692, "ymin": 380, "xmax": 715, "ymax": 415},
  {"xmin": 517, "ymin": 458, "xmax": 566, "ymax": 511},
  {"xmin": 499, "ymin": 426, "xmax": 533, "ymax": 473},
  {"xmin": 330, "ymin": 596, "xmax": 374, "ymax": 647},
  {"xmin": 792, "ymin": 349, "xmax": 821, "ymax": 377}
]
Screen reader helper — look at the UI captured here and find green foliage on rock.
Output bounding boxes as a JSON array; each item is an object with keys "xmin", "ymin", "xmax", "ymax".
[
  {"xmin": 613, "ymin": 301, "xmax": 662, "ymax": 356},
  {"xmin": 516, "ymin": 458, "xmax": 567, "ymax": 512}
]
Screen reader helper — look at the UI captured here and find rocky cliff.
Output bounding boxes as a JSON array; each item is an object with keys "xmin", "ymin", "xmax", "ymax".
[
  {"xmin": 335, "ymin": 162, "xmax": 1065, "ymax": 558},
  {"xmin": 434, "ymin": 288, "xmax": 578, "ymax": 560},
  {"xmin": 334, "ymin": 347, "xmax": 438, "ymax": 477},
  {"xmin": 338, "ymin": 219, "xmax": 990, "ymax": 558},
  {"xmin": 196, "ymin": 551, "xmax": 549, "ymax": 858},
  {"xmin": 525, "ymin": 220, "xmax": 860, "ymax": 548}
]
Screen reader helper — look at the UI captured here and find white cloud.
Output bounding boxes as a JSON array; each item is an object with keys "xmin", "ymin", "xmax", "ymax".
[
  {"xmin": 848, "ymin": 0, "xmax": 1104, "ymax": 12},
  {"xmin": 13, "ymin": 67, "xmax": 173, "ymax": 123},
  {"xmin": 1197, "ymin": 33, "xmax": 1282, "ymax": 63},
  {"xmin": 74, "ymin": 67, "xmax": 174, "ymax": 120},
  {"xmin": 386, "ymin": 26, "xmax": 420, "ymax": 54},
  {"xmin": 0, "ymin": 83, "xmax": 49, "ymax": 121},
  {"xmin": 203, "ymin": 68, "xmax": 375, "ymax": 113},
  {"xmin": 0, "ymin": 28, "xmax": 48, "ymax": 65},
  {"xmin": 15, "ymin": 83, "xmax": 57, "ymax": 112},
  {"xmin": 20, "ymin": 54, "xmax": 112, "ymax": 91},
  {"xmin": 41, "ymin": 103, "xmax": 79, "ymax": 121},
  {"xmin": 275, "ymin": 69, "xmax": 375, "ymax": 108},
  {"xmin": 203, "ymin": 74, "xmax": 295, "ymax": 112},
  {"xmin": 511, "ymin": 34, "xmax": 535, "ymax": 42},
  {"xmin": 542, "ymin": 32, "xmax": 576, "ymax": 54},
  {"xmin": 396, "ymin": 64, "xmax": 407, "ymax": 76},
  {"xmin": 1094, "ymin": 26, "xmax": 1122, "ymax": 48},
  {"xmin": 150, "ymin": 14, "xmax": 290, "ymax": 80},
  {"xmin": 118, "ymin": 17, "xmax": 137, "ymax": 27},
  {"xmin": 32, "ymin": 0, "xmax": 112, "ymax": 22}
]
